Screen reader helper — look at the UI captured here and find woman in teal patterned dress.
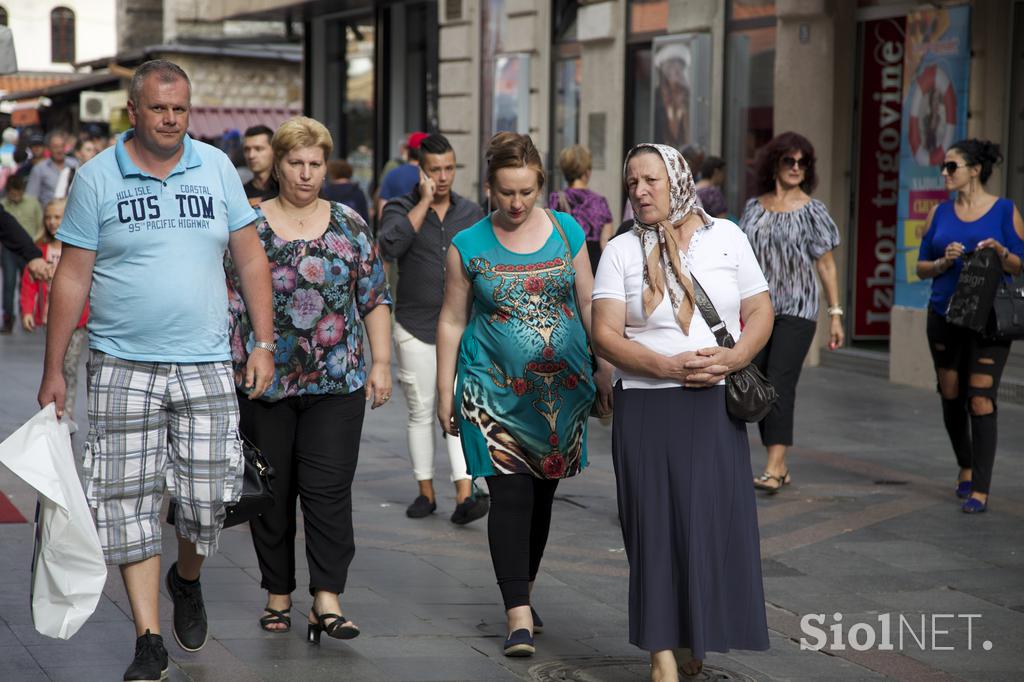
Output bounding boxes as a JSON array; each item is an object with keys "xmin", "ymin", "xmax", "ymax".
[{"xmin": 437, "ymin": 132, "xmax": 613, "ymax": 657}]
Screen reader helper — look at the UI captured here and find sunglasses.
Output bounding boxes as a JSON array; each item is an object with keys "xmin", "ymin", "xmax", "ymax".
[
  {"xmin": 940, "ymin": 161, "xmax": 968, "ymax": 175},
  {"xmin": 780, "ymin": 156, "xmax": 810, "ymax": 170}
]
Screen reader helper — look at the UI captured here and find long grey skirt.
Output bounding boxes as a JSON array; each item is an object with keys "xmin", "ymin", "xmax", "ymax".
[{"xmin": 611, "ymin": 384, "xmax": 770, "ymax": 656}]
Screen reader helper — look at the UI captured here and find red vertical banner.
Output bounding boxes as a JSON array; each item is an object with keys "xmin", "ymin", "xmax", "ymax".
[{"xmin": 852, "ymin": 17, "xmax": 905, "ymax": 339}]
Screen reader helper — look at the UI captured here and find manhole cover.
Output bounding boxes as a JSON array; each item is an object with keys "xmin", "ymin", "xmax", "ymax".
[{"xmin": 529, "ymin": 657, "xmax": 756, "ymax": 681}]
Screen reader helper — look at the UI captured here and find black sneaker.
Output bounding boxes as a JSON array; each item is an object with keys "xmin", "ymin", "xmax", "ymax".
[
  {"xmin": 406, "ymin": 495, "xmax": 437, "ymax": 518},
  {"xmin": 450, "ymin": 495, "xmax": 489, "ymax": 525},
  {"xmin": 123, "ymin": 629, "xmax": 168, "ymax": 681},
  {"xmin": 165, "ymin": 562, "xmax": 208, "ymax": 652}
]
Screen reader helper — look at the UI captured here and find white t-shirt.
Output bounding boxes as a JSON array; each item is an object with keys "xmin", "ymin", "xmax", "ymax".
[{"xmin": 592, "ymin": 218, "xmax": 769, "ymax": 389}]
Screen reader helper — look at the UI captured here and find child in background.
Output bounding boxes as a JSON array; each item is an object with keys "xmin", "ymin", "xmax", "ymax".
[{"xmin": 21, "ymin": 198, "xmax": 89, "ymax": 418}]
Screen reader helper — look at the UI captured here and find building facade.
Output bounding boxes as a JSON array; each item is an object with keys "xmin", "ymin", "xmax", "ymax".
[
  {"xmin": 209, "ymin": 0, "xmax": 1024, "ymax": 389},
  {"xmin": 3, "ymin": 0, "xmax": 117, "ymax": 71}
]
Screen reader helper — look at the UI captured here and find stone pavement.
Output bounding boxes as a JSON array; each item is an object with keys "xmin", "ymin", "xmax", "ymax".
[{"xmin": 1, "ymin": 325, "xmax": 1023, "ymax": 681}]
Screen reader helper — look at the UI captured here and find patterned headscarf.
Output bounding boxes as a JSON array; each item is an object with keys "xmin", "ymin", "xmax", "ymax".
[{"xmin": 623, "ymin": 143, "xmax": 710, "ymax": 334}]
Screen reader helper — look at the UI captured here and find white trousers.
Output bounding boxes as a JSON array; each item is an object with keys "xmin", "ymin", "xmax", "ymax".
[{"xmin": 394, "ymin": 322, "xmax": 469, "ymax": 482}]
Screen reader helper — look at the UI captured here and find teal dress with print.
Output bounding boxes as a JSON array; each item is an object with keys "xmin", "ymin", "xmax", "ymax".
[{"xmin": 452, "ymin": 210, "xmax": 595, "ymax": 480}]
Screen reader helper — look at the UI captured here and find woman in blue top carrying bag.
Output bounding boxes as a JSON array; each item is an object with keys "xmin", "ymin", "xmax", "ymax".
[{"xmin": 916, "ymin": 139, "xmax": 1024, "ymax": 514}]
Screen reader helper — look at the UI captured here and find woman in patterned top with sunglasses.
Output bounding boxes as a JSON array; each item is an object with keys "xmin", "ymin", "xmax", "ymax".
[{"xmin": 739, "ymin": 131, "xmax": 844, "ymax": 494}]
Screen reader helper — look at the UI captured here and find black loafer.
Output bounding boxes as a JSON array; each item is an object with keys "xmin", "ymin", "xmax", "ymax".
[
  {"xmin": 406, "ymin": 495, "xmax": 437, "ymax": 518},
  {"xmin": 450, "ymin": 496, "xmax": 489, "ymax": 525},
  {"xmin": 165, "ymin": 562, "xmax": 208, "ymax": 652},
  {"xmin": 503, "ymin": 628, "xmax": 535, "ymax": 657},
  {"xmin": 123, "ymin": 629, "xmax": 168, "ymax": 681}
]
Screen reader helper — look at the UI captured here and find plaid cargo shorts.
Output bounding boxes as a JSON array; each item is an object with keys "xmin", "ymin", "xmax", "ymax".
[{"xmin": 82, "ymin": 350, "xmax": 244, "ymax": 565}]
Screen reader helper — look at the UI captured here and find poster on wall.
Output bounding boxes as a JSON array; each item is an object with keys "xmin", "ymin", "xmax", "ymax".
[
  {"xmin": 894, "ymin": 5, "xmax": 971, "ymax": 310},
  {"xmin": 651, "ymin": 33, "xmax": 712, "ymax": 154},
  {"xmin": 851, "ymin": 17, "xmax": 905, "ymax": 340},
  {"xmin": 492, "ymin": 53, "xmax": 530, "ymax": 134}
]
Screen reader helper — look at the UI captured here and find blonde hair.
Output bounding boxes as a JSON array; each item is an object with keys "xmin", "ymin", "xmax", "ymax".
[
  {"xmin": 42, "ymin": 198, "xmax": 67, "ymax": 244},
  {"xmin": 485, "ymin": 132, "xmax": 545, "ymax": 189},
  {"xmin": 558, "ymin": 144, "xmax": 592, "ymax": 184},
  {"xmin": 271, "ymin": 116, "xmax": 334, "ymax": 167}
]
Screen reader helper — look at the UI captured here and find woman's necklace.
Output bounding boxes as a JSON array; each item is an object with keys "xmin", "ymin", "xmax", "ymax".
[{"xmin": 281, "ymin": 200, "xmax": 320, "ymax": 231}]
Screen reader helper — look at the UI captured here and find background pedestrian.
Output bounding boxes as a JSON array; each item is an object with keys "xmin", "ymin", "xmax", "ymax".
[
  {"xmin": 20, "ymin": 198, "xmax": 89, "ymax": 418},
  {"xmin": 549, "ymin": 144, "xmax": 614, "ymax": 271},
  {"xmin": 378, "ymin": 133, "xmax": 488, "ymax": 524},
  {"xmin": 915, "ymin": 139, "xmax": 1024, "ymax": 513},
  {"xmin": 695, "ymin": 155, "xmax": 727, "ymax": 218},
  {"xmin": 322, "ymin": 158, "xmax": 369, "ymax": 223},
  {"xmin": 740, "ymin": 131, "xmax": 843, "ymax": 493}
]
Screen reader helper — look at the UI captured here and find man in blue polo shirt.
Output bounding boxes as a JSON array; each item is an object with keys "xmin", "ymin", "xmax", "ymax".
[{"xmin": 37, "ymin": 60, "xmax": 275, "ymax": 682}]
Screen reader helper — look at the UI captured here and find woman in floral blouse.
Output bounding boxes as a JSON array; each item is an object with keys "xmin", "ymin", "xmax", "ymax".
[{"xmin": 228, "ymin": 117, "xmax": 392, "ymax": 643}]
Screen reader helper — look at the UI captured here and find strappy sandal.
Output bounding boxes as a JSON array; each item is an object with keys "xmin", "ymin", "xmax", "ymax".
[
  {"xmin": 754, "ymin": 470, "xmax": 791, "ymax": 493},
  {"xmin": 259, "ymin": 606, "xmax": 291, "ymax": 633},
  {"xmin": 307, "ymin": 607, "xmax": 360, "ymax": 643}
]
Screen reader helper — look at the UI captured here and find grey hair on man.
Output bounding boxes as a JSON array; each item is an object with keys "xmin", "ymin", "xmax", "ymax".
[{"xmin": 128, "ymin": 59, "xmax": 192, "ymax": 105}]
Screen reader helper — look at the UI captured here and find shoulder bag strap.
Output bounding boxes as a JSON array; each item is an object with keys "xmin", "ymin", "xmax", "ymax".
[
  {"xmin": 690, "ymin": 273, "xmax": 736, "ymax": 349},
  {"xmin": 545, "ymin": 208, "xmax": 584, "ymax": 316}
]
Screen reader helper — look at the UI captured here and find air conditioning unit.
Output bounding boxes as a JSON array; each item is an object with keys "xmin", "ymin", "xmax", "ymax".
[{"xmin": 80, "ymin": 90, "xmax": 111, "ymax": 122}]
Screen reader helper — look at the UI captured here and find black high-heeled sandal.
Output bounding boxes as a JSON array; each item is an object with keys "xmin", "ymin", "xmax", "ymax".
[
  {"xmin": 259, "ymin": 606, "xmax": 291, "ymax": 633},
  {"xmin": 307, "ymin": 608, "xmax": 360, "ymax": 644}
]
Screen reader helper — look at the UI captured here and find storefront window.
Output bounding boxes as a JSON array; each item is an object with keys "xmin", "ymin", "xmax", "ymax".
[
  {"xmin": 626, "ymin": 46, "xmax": 653, "ymax": 150},
  {"xmin": 551, "ymin": 57, "xmax": 581, "ymax": 189},
  {"xmin": 724, "ymin": 25, "xmax": 776, "ymax": 215}
]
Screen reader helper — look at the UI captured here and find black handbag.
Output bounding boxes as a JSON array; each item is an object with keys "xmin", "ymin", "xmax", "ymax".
[
  {"xmin": 167, "ymin": 435, "xmax": 275, "ymax": 529},
  {"xmin": 691, "ymin": 274, "xmax": 777, "ymax": 423},
  {"xmin": 987, "ymin": 276, "xmax": 1024, "ymax": 340},
  {"xmin": 946, "ymin": 247, "xmax": 1003, "ymax": 333}
]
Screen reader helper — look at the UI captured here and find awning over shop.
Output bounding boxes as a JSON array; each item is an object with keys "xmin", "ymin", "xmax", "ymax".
[{"xmin": 187, "ymin": 105, "xmax": 303, "ymax": 139}]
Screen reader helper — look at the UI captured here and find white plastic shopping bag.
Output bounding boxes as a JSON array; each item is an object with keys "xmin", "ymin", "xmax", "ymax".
[{"xmin": 0, "ymin": 404, "xmax": 107, "ymax": 639}]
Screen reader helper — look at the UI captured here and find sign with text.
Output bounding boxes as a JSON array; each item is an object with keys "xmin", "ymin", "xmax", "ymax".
[
  {"xmin": 894, "ymin": 6, "xmax": 970, "ymax": 309},
  {"xmin": 852, "ymin": 17, "xmax": 905, "ymax": 339}
]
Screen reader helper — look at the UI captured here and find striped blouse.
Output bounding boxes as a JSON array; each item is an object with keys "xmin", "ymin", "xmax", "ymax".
[{"xmin": 739, "ymin": 197, "xmax": 840, "ymax": 321}]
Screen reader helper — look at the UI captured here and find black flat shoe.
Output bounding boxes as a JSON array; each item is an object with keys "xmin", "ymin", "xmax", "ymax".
[
  {"xmin": 406, "ymin": 495, "xmax": 437, "ymax": 518},
  {"xmin": 503, "ymin": 628, "xmax": 534, "ymax": 657},
  {"xmin": 307, "ymin": 608, "xmax": 360, "ymax": 643},
  {"xmin": 259, "ymin": 606, "xmax": 291, "ymax": 633},
  {"xmin": 450, "ymin": 496, "xmax": 489, "ymax": 525}
]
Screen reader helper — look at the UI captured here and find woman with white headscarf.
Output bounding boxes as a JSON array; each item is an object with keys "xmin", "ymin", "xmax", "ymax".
[{"xmin": 592, "ymin": 144, "xmax": 772, "ymax": 680}]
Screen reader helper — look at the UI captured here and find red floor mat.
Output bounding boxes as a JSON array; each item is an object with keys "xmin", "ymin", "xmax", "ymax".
[{"xmin": 0, "ymin": 491, "xmax": 28, "ymax": 523}]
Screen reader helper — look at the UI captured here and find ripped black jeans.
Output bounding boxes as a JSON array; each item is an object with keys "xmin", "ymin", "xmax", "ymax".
[{"xmin": 926, "ymin": 310, "xmax": 1011, "ymax": 495}]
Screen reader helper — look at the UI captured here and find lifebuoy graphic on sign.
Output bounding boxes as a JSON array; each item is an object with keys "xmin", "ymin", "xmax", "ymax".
[{"xmin": 906, "ymin": 64, "xmax": 956, "ymax": 167}]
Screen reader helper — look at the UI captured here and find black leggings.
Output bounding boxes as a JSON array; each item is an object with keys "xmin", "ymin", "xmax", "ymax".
[
  {"xmin": 485, "ymin": 474, "xmax": 559, "ymax": 611},
  {"xmin": 926, "ymin": 311, "xmax": 1010, "ymax": 495},
  {"xmin": 237, "ymin": 389, "xmax": 366, "ymax": 596},
  {"xmin": 752, "ymin": 315, "xmax": 818, "ymax": 446}
]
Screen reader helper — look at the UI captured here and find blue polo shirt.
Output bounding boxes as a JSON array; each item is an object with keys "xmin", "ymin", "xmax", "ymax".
[{"xmin": 58, "ymin": 130, "xmax": 258, "ymax": 362}]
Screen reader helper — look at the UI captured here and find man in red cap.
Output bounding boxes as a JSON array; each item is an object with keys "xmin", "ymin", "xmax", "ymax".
[{"xmin": 376, "ymin": 131, "xmax": 428, "ymax": 220}]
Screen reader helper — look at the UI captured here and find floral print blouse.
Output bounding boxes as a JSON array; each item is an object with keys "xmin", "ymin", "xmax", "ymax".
[{"xmin": 228, "ymin": 201, "xmax": 392, "ymax": 401}]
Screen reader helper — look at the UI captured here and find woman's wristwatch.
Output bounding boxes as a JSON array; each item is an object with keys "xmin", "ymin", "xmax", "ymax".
[
  {"xmin": 253, "ymin": 340, "xmax": 277, "ymax": 354},
  {"xmin": 828, "ymin": 305, "xmax": 844, "ymax": 317}
]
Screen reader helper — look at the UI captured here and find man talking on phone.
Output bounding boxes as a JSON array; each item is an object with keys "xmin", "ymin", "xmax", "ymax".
[{"xmin": 378, "ymin": 133, "xmax": 488, "ymax": 525}]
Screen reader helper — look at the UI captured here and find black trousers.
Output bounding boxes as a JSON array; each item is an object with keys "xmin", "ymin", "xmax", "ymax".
[
  {"xmin": 926, "ymin": 311, "xmax": 1010, "ymax": 495},
  {"xmin": 237, "ymin": 389, "xmax": 366, "ymax": 595},
  {"xmin": 752, "ymin": 315, "xmax": 817, "ymax": 447},
  {"xmin": 485, "ymin": 474, "xmax": 559, "ymax": 611}
]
